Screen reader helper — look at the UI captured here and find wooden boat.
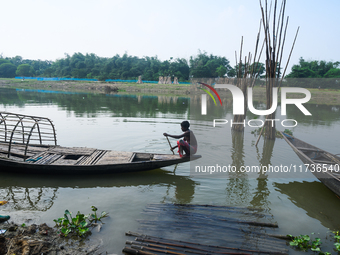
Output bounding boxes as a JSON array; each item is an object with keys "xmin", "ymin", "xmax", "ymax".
[
  {"xmin": 281, "ymin": 131, "xmax": 340, "ymax": 197},
  {"xmin": 0, "ymin": 112, "xmax": 201, "ymax": 174}
]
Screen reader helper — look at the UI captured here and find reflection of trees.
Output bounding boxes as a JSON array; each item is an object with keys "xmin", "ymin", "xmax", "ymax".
[
  {"xmin": 274, "ymin": 181, "xmax": 340, "ymax": 230},
  {"xmin": 225, "ymin": 131, "xmax": 251, "ymax": 204},
  {"xmin": 285, "ymin": 104, "xmax": 340, "ymax": 126},
  {"xmin": 250, "ymin": 139, "xmax": 275, "ymax": 210},
  {"xmin": 0, "ymin": 187, "xmax": 58, "ymax": 211},
  {"xmin": 0, "ymin": 88, "xmax": 190, "ymax": 118}
]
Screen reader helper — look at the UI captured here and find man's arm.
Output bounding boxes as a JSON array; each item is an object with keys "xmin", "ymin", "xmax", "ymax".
[{"xmin": 163, "ymin": 132, "xmax": 186, "ymax": 139}]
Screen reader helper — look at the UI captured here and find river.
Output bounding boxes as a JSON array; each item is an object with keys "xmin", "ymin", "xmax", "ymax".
[{"xmin": 0, "ymin": 87, "xmax": 340, "ymax": 254}]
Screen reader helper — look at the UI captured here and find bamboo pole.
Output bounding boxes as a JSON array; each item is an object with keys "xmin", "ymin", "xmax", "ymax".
[
  {"xmin": 129, "ymin": 240, "xmax": 256, "ymax": 255},
  {"xmin": 280, "ymin": 26, "xmax": 300, "ymax": 84},
  {"xmin": 166, "ymin": 136, "xmax": 175, "ymax": 155},
  {"xmin": 124, "ymin": 233, "xmax": 288, "ymax": 255},
  {"xmin": 145, "ymin": 203, "xmax": 271, "ymax": 216},
  {"xmin": 122, "ymin": 246, "xmax": 156, "ymax": 255},
  {"xmin": 130, "ymin": 245, "xmax": 186, "ymax": 255}
]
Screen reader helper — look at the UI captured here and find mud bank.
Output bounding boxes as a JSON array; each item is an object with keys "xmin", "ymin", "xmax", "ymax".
[{"xmin": 0, "ymin": 222, "xmax": 105, "ymax": 255}]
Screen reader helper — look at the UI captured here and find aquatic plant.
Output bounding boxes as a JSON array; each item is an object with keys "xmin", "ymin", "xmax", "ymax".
[
  {"xmin": 288, "ymin": 234, "xmax": 321, "ymax": 252},
  {"xmin": 284, "ymin": 129, "xmax": 293, "ymax": 135},
  {"xmin": 54, "ymin": 206, "xmax": 108, "ymax": 237},
  {"xmin": 333, "ymin": 230, "xmax": 340, "ymax": 252},
  {"xmin": 287, "ymin": 232, "xmax": 340, "ymax": 254},
  {"xmin": 89, "ymin": 206, "xmax": 108, "ymax": 223}
]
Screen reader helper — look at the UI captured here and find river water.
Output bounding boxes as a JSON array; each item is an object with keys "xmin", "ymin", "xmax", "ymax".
[{"xmin": 0, "ymin": 87, "xmax": 340, "ymax": 254}]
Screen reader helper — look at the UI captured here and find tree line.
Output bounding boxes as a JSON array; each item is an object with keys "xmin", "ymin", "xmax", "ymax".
[
  {"xmin": 0, "ymin": 53, "xmax": 339, "ymax": 81},
  {"xmin": 286, "ymin": 57, "xmax": 340, "ymax": 78}
]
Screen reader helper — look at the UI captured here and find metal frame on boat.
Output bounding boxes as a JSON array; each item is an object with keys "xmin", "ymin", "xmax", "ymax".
[
  {"xmin": 281, "ymin": 131, "xmax": 340, "ymax": 197},
  {"xmin": 0, "ymin": 112, "xmax": 201, "ymax": 174}
]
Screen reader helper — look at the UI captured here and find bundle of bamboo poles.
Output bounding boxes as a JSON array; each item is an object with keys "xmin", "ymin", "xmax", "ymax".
[
  {"xmin": 232, "ymin": 33, "xmax": 265, "ymax": 131},
  {"xmin": 124, "ymin": 204, "xmax": 289, "ymax": 254},
  {"xmin": 124, "ymin": 232, "xmax": 288, "ymax": 255},
  {"xmin": 233, "ymin": 0, "xmax": 299, "ymax": 139},
  {"xmin": 258, "ymin": 0, "xmax": 299, "ymax": 140}
]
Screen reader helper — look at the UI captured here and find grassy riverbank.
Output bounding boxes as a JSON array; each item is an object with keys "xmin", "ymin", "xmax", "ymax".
[
  {"xmin": 0, "ymin": 78, "xmax": 190, "ymax": 97},
  {"xmin": 0, "ymin": 78, "xmax": 339, "ymax": 105}
]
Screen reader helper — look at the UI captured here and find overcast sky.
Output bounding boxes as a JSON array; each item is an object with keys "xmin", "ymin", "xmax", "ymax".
[{"xmin": 0, "ymin": 0, "xmax": 339, "ymax": 72}]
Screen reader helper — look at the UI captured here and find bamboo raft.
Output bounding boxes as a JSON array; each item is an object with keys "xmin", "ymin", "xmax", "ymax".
[
  {"xmin": 0, "ymin": 112, "xmax": 201, "ymax": 174},
  {"xmin": 124, "ymin": 204, "xmax": 289, "ymax": 255}
]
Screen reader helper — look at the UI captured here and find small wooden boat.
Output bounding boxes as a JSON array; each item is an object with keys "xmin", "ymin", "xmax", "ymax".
[
  {"xmin": 0, "ymin": 112, "xmax": 201, "ymax": 174},
  {"xmin": 281, "ymin": 131, "xmax": 340, "ymax": 197}
]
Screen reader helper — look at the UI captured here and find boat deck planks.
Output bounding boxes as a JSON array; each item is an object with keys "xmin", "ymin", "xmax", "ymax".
[
  {"xmin": 47, "ymin": 146, "xmax": 96, "ymax": 155},
  {"xmin": 95, "ymin": 151, "xmax": 135, "ymax": 165},
  {"xmin": 0, "ymin": 142, "xmax": 48, "ymax": 158}
]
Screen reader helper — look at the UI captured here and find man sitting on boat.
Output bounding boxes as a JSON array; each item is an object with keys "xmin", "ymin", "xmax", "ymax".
[{"xmin": 163, "ymin": 121, "xmax": 198, "ymax": 157}]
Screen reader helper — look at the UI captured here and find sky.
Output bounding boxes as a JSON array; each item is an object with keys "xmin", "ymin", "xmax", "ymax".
[{"xmin": 0, "ymin": 0, "xmax": 339, "ymax": 72}]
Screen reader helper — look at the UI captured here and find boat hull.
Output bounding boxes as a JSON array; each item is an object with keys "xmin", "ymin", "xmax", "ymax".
[
  {"xmin": 0, "ymin": 153, "xmax": 201, "ymax": 175},
  {"xmin": 281, "ymin": 132, "xmax": 340, "ymax": 197}
]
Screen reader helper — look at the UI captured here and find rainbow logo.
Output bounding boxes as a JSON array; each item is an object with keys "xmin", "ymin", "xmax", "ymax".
[{"xmin": 198, "ymin": 82, "xmax": 222, "ymax": 115}]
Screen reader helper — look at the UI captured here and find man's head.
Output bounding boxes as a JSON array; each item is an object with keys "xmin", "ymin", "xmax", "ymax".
[{"xmin": 181, "ymin": 121, "xmax": 190, "ymax": 131}]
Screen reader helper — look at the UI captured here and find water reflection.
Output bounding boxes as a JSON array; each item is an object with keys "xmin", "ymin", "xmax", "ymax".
[
  {"xmin": 1, "ymin": 187, "xmax": 58, "ymax": 211},
  {"xmin": 2, "ymin": 87, "xmax": 339, "ymax": 126},
  {"xmin": 225, "ymin": 132, "xmax": 273, "ymax": 209},
  {"xmin": 274, "ymin": 181, "xmax": 340, "ymax": 230},
  {"xmin": 286, "ymin": 104, "xmax": 340, "ymax": 126},
  {"xmin": 225, "ymin": 131, "xmax": 250, "ymax": 204},
  {"xmin": 0, "ymin": 88, "xmax": 190, "ymax": 117},
  {"xmin": 250, "ymin": 139, "xmax": 274, "ymax": 209},
  {"xmin": 0, "ymin": 169, "xmax": 197, "ymax": 211}
]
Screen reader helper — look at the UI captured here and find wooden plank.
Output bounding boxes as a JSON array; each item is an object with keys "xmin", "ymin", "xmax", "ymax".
[
  {"xmin": 313, "ymin": 160, "xmax": 335, "ymax": 164},
  {"xmin": 153, "ymin": 155, "xmax": 178, "ymax": 160},
  {"xmin": 90, "ymin": 150, "xmax": 107, "ymax": 165},
  {"xmin": 25, "ymin": 151, "xmax": 50, "ymax": 163},
  {"xmin": 324, "ymin": 152, "xmax": 340, "ymax": 166},
  {"xmin": 47, "ymin": 146, "xmax": 96, "ymax": 155},
  {"xmin": 51, "ymin": 155, "xmax": 80, "ymax": 165},
  {"xmin": 296, "ymin": 147, "xmax": 322, "ymax": 152},
  {"xmin": 0, "ymin": 142, "xmax": 49, "ymax": 158},
  {"xmin": 35, "ymin": 153, "xmax": 56, "ymax": 164},
  {"xmin": 95, "ymin": 151, "xmax": 134, "ymax": 165},
  {"xmin": 77, "ymin": 150, "xmax": 103, "ymax": 165},
  {"xmin": 75, "ymin": 155, "xmax": 88, "ymax": 165}
]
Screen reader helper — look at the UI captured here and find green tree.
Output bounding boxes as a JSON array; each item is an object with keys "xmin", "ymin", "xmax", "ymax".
[
  {"xmin": 286, "ymin": 57, "xmax": 340, "ymax": 78},
  {"xmin": 190, "ymin": 50, "xmax": 233, "ymax": 78},
  {"xmin": 324, "ymin": 68, "xmax": 340, "ymax": 78},
  {"xmin": 10, "ymin": 55, "xmax": 23, "ymax": 66},
  {"xmin": 0, "ymin": 63, "xmax": 17, "ymax": 78},
  {"xmin": 216, "ymin": 65, "xmax": 227, "ymax": 77},
  {"xmin": 0, "ymin": 59, "xmax": 10, "ymax": 66},
  {"xmin": 16, "ymin": 64, "xmax": 34, "ymax": 77}
]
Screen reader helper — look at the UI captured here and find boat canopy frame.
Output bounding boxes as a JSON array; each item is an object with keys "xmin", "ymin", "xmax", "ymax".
[{"xmin": 0, "ymin": 112, "xmax": 57, "ymax": 159}]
